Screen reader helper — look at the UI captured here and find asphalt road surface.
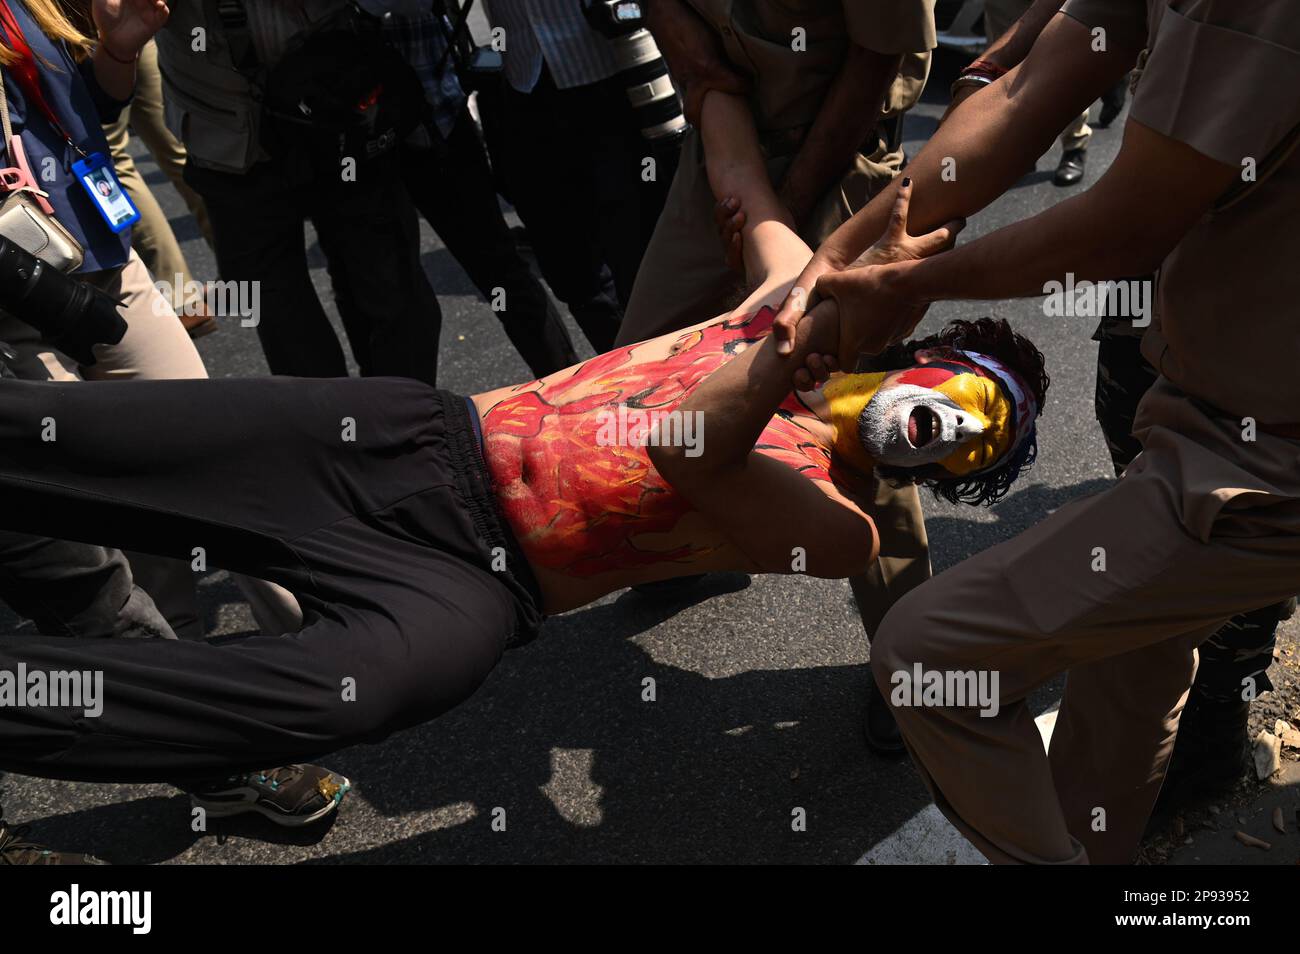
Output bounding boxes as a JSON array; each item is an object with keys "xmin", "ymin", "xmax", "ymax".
[{"xmin": 5, "ymin": 52, "xmax": 1290, "ymax": 864}]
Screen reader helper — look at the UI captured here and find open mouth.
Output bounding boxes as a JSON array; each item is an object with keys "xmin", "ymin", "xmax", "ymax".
[{"xmin": 907, "ymin": 406, "xmax": 938, "ymax": 448}]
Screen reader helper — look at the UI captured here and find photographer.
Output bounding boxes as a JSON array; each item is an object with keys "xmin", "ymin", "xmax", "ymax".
[
  {"xmin": 156, "ymin": 0, "xmax": 442, "ymax": 382},
  {"xmin": 379, "ymin": 0, "xmax": 579, "ymax": 378},
  {"xmin": 483, "ymin": 0, "xmax": 680, "ymax": 352},
  {"xmin": 0, "ymin": 0, "xmax": 346, "ymax": 864},
  {"xmin": 0, "ymin": 0, "xmax": 222, "ymax": 644}
]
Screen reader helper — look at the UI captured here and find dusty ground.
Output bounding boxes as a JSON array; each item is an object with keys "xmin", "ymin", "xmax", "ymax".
[{"xmin": 1139, "ymin": 616, "xmax": 1300, "ymax": 865}]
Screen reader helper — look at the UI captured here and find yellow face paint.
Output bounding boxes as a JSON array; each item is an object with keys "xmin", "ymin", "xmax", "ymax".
[
  {"xmin": 933, "ymin": 373, "xmax": 1014, "ymax": 476},
  {"xmin": 819, "ymin": 367, "xmax": 1015, "ymax": 477},
  {"xmin": 820, "ymin": 372, "xmax": 888, "ymax": 474}
]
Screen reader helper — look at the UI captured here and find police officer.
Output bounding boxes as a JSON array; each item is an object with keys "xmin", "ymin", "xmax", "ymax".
[
  {"xmin": 775, "ymin": 0, "xmax": 1300, "ymax": 863},
  {"xmin": 636, "ymin": 0, "xmax": 938, "ymax": 755},
  {"xmin": 962, "ymin": 0, "xmax": 1288, "ymax": 805}
]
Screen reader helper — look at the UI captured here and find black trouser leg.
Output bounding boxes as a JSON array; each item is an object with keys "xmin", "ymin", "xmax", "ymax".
[
  {"xmin": 0, "ymin": 376, "xmax": 517, "ymax": 782},
  {"xmin": 495, "ymin": 71, "xmax": 626, "ymax": 352},
  {"xmin": 310, "ymin": 163, "xmax": 443, "ymax": 385},
  {"xmin": 184, "ymin": 160, "xmax": 349, "ymax": 378},
  {"xmin": 401, "ymin": 113, "xmax": 579, "ymax": 378}
]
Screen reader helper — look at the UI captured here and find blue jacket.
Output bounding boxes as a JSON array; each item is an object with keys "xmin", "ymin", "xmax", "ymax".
[{"xmin": 1, "ymin": 0, "xmax": 130, "ymax": 272}]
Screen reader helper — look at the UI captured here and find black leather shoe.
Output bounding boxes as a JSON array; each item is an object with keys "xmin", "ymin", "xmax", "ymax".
[
  {"xmin": 1053, "ymin": 148, "xmax": 1087, "ymax": 186},
  {"xmin": 1098, "ymin": 77, "xmax": 1128, "ymax": 128},
  {"xmin": 1155, "ymin": 696, "xmax": 1250, "ymax": 811},
  {"xmin": 863, "ymin": 678, "xmax": 907, "ymax": 758}
]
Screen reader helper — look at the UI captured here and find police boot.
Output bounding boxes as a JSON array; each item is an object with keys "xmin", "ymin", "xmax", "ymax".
[{"xmin": 1156, "ymin": 692, "xmax": 1250, "ymax": 810}]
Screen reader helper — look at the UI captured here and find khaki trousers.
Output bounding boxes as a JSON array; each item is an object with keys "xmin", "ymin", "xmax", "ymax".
[
  {"xmin": 984, "ymin": 0, "xmax": 1090, "ymax": 153},
  {"xmin": 616, "ymin": 127, "xmax": 931, "ymax": 634},
  {"xmin": 104, "ymin": 40, "xmax": 213, "ymax": 293},
  {"xmin": 872, "ymin": 378, "xmax": 1300, "ymax": 863}
]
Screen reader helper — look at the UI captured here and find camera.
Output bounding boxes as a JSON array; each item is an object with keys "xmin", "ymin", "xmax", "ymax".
[
  {"xmin": 582, "ymin": 1, "xmax": 687, "ymax": 143},
  {"xmin": 0, "ymin": 236, "xmax": 126, "ymax": 367}
]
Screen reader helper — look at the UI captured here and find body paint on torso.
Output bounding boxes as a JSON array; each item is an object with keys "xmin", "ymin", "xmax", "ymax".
[{"xmin": 478, "ymin": 308, "xmax": 842, "ymax": 577}]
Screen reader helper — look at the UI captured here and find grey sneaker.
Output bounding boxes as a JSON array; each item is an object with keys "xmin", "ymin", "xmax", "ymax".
[
  {"xmin": 187, "ymin": 764, "xmax": 351, "ymax": 827},
  {"xmin": 0, "ymin": 809, "xmax": 107, "ymax": 865}
]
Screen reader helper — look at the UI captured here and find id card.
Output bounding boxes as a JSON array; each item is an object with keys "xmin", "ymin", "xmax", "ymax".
[{"xmin": 72, "ymin": 152, "xmax": 140, "ymax": 233}]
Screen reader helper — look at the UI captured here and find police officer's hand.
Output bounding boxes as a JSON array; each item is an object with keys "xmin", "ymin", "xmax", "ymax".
[
  {"xmin": 789, "ymin": 180, "xmax": 964, "ymax": 388},
  {"xmin": 776, "ymin": 179, "xmax": 962, "ymax": 363},
  {"xmin": 646, "ymin": 0, "xmax": 750, "ymax": 126}
]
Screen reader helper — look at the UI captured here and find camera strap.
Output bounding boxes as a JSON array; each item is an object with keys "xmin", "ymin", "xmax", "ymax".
[
  {"xmin": 213, "ymin": 0, "xmax": 262, "ymax": 78},
  {"xmin": 431, "ymin": 0, "xmax": 477, "ymax": 79}
]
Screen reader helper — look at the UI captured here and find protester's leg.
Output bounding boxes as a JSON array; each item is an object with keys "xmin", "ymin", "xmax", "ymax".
[
  {"xmin": 0, "ymin": 375, "xmax": 519, "ymax": 781},
  {"xmin": 400, "ymin": 115, "xmax": 578, "ymax": 378},
  {"xmin": 128, "ymin": 40, "xmax": 213, "ymax": 247},
  {"xmin": 871, "ymin": 387, "xmax": 1300, "ymax": 863},
  {"xmin": 496, "ymin": 72, "xmax": 623, "ymax": 353},
  {"xmin": 310, "ymin": 167, "xmax": 442, "ymax": 385},
  {"xmin": 184, "ymin": 160, "xmax": 348, "ymax": 377}
]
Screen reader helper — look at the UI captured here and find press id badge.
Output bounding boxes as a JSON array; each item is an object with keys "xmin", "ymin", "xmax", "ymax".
[{"xmin": 72, "ymin": 152, "xmax": 140, "ymax": 233}]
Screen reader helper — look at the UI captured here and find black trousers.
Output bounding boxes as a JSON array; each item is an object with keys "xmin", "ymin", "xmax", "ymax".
[
  {"xmin": 484, "ymin": 67, "xmax": 677, "ymax": 352},
  {"xmin": 0, "ymin": 376, "xmax": 541, "ymax": 783},
  {"xmin": 400, "ymin": 109, "xmax": 579, "ymax": 379},
  {"xmin": 184, "ymin": 157, "xmax": 442, "ymax": 384}
]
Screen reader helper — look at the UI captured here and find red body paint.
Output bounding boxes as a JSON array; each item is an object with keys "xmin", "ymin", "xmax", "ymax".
[{"xmin": 480, "ymin": 308, "xmax": 837, "ymax": 577}]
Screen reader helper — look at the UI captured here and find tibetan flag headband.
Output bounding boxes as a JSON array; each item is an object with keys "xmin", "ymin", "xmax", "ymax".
[{"xmin": 960, "ymin": 350, "xmax": 1040, "ymax": 475}]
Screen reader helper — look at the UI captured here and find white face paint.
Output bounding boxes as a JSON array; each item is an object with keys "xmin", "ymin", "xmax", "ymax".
[{"xmin": 859, "ymin": 383, "xmax": 987, "ymax": 468}]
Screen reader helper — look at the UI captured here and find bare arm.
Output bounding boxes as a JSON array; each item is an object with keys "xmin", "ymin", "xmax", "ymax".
[
  {"xmin": 981, "ymin": 0, "xmax": 1065, "ymax": 71},
  {"xmin": 698, "ymin": 91, "xmax": 808, "ymax": 285},
  {"xmin": 777, "ymin": 45, "xmax": 903, "ymax": 227},
  {"xmin": 647, "ymin": 300, "xmax": 879, "ymax": 578},
  {"xmin": 90, "ymin": 0, "xmax": 170, "ymax": 100},
  {"xmin": 771, "ymin": 12, "xmax": 1141, "ymax": 352},
  {"xmin": 644, "ymin": 0, "xmax": 748, "ymax": 125},
  {"xmin": 820, "ymin": 119, "xmax": 1239, "ymax": 365},
  {"xmin": 649, "ymin": 164, "xmax": 961, "ymax": 577}
]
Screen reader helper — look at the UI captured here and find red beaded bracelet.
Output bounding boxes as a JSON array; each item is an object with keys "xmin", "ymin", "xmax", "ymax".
[{"xmin": 964, "ymin": 59, "xmax": 1009, "ymax": 79}]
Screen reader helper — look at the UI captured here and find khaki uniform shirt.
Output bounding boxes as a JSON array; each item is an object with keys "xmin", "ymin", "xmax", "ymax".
[
  {"xmin": 684, "ymin": 0, "xmax": 936, "ymax": 138},
  {"xmin": 1064, "ymin": 0, "xmax": 1300, "ymax": 425}
]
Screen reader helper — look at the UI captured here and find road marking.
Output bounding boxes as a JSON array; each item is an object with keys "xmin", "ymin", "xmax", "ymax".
[{"xmin": 856, "ymin": 707, "xmax": 1058, "ymax": 865}]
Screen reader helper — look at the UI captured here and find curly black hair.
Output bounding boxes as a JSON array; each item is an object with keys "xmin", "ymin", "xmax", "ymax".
[{"xmin": 864, "ymin": 317, "xmax": 1050, "ymax": 507}]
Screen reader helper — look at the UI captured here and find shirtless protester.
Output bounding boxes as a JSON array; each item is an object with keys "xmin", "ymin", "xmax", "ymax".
[{"xmin": 0, "ymin": 94, "xmax": 1047, "ymax": 783}]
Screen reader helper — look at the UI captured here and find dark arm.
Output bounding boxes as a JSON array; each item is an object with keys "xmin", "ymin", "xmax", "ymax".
[
  {"xmin": 771, "ymin": 12, "xmax": 1141, "ymax": 351},
  {"xmin": 776, "ymin": 44, "xmax": 902, "ymax": 226}
]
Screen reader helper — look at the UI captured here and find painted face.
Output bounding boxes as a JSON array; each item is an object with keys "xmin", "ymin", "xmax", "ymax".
[{"xmin": 821, "ymin": 357, "xmax": 1016, "ymax": 478}]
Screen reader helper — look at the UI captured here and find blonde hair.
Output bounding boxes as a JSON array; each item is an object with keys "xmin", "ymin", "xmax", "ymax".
[{"xmin": 0, "ymin": 0, "xmax": 94, "ymax": 67}]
